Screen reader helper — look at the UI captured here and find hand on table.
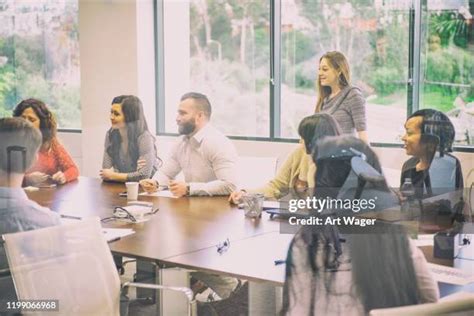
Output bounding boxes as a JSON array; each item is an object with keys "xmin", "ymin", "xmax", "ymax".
[
  {"xmin": 52, "ymin": 171, "xmax": 66, "ymax": 184},
  {"xmin": 169, "ymin": 180, "xmax": 188, "ymax": 198},
  {"xmin": 228, "ymin": 190, "xmax": 245, "ymax": 204},
  {"xmin": 139, "ymin": 179, "xmax": 158, "ymax": 193},
  {"xmin": 25, "ymin": 172, "xmax": 49, "ymax": 186},
  {"xmin": 100, "ymin": 168, "xmax": 116, "ymax": 181}
]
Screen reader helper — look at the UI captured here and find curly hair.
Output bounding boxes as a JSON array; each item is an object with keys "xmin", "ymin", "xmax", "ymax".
[{"xmin": 13, "ymin": 98, "xmax": 57, "ymax": 150}]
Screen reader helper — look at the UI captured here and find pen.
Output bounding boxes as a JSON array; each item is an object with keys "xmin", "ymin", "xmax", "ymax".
[
  {"xmin": 108, "ymin": 237, "xmax": 121, "ymax": 243},
  {"xmin": 274, "ymin": 260, "xmax": 286, "ymax": 265},
  {"xmin": 60, "ymin": 214, "xmax": 82, "ymax": 220}
]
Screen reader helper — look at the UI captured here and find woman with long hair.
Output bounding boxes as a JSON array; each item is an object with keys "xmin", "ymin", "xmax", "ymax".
[
  {"xmin": 281, "ymin": 136, "xmax": 439, "ymax": 315},
  {"xmin": 315, "ymin": 51, "xmax": 369, "ymax": 143},
  {"xmin": 100, "ymin": 95, "xmax": 160, "ymax": 182},
  {"xmin": 13, "ymin": 98, "xmax": 79, "ymax": 185},
  {"xmin": 229, "ymin": 113, "xmax": 342, "ymax": 203}
]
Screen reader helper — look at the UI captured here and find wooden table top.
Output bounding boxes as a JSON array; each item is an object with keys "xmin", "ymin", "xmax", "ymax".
[
  {"xmin": 27, "ymin": 177, "xmax": 468, "ymax": 287},
  {"xmin": 26, "ymin": 177, "xmax": 281, "ymax": 261}
]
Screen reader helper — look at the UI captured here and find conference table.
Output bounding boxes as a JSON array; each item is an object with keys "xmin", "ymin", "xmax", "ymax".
[
  {"xmin": 27, "ymin": 177, "xmax": 281, "ymax": 261},
  {"xmin": 27, "ymin": 177, "xmax": 288, "ymax": 314},
  {"xmin": 26, "ymin": 177, "xmax": 474, "ymax": 314}
]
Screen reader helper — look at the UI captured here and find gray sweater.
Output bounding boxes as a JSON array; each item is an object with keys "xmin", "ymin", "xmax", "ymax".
[
  {"xmin": 102, "ymin": 130, "xmax": 159, "ymax": 181},
  {"xmin": 320, "ymin": 85, "xmax": 367, "ymax": 134}
]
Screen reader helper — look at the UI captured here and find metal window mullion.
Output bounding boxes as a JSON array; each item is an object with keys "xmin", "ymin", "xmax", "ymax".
[
  {"xmin": 155, "ymin": 0, "xmax": 165, "ymax": 134},
  {"xmin": 411, "ymin": 0, "xmax": 423, "ymax": 114},
  {"xmin": 270, "ymin": 0, "xmax": 281, "ymax": 139}
]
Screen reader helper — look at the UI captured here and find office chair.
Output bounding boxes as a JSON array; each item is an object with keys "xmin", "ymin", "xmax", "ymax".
[
  {"xmin": 369, "ymin": 293, "xmax": 474, "ymax": 316},
  {"xmin": 3, "ymin": 218, "xmax": 196, "ymax": 316}
]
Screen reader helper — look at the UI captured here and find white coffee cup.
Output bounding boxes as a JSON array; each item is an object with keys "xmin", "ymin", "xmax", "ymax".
[{"xmin": 125, "ymin": 182, "xmax": 139, "ymax": 201}]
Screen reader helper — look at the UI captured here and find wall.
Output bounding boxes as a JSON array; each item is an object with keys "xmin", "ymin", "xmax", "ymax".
[{"xmin": 78, "ymin": 0, "xmax": 155, "ymax": 177}]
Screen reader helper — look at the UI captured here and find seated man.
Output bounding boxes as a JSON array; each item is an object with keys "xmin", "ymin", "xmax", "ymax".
[
  {"xmin": 140, "ymin": 93, "xmax": 240, "ymax": 301},
  {"xmin": 0, "ymin": 117, "xmax": 60, "ymax": 299},
  {"xmin": 400, "ymin": 109, "xmax": 463, "ymax": 198},
  {"xmin": 140, "ymin": 92, "xmax": 238, "ymax": 197}
]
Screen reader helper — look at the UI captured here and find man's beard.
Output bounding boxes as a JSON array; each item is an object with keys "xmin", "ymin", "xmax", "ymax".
[{"xmin": 178, "ymin": 119, "xmax": 196, "ymax": 135}]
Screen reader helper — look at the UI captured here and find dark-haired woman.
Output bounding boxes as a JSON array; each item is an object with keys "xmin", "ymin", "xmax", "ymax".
[
  {"xmin": 229, "ymin": 113, "xmax": 342, "ymax": 203},
  {"xmin": 315, "ymin": 51, "xmax": 369, "ymax": 143},
  {"xmin": 100, "ymin": 95, "xmax": 159, "ymax": 182},
  {"xmin": 13, "ymin": 99, "xmax": 79, "ymax": 185},
  {"xmin": 281, "ymin": 136, "xmax": 439, "ymax": 315},
  {"xmin": 401, "ymin": 109, "xmax": 463, "ymax": 196}
]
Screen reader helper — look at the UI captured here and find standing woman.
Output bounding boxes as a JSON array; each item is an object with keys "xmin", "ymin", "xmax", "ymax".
[
  {"xmin": 13, "ymin": 98, "xmax": 79, "ymax": 185},
  {"xmin": 100, "ymin": 95, "xmax": 160, "ymax": 182},
  {"xmin": 315, "ymin": 51, "xmax": 369, "ymax": 143}
]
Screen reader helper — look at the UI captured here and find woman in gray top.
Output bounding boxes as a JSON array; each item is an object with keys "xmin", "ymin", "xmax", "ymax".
[
  {"xmin": 315, "ymin": 51, "xmax": 368, "ymax": 143},
  {"xmin": 100, "ymin": 95, "xmax": 160, "ymax": 182}
]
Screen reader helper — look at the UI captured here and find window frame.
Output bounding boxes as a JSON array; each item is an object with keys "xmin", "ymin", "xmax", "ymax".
[{"xmin": 153, "ymin": 0, "xmax": 474, "ymax": 152}]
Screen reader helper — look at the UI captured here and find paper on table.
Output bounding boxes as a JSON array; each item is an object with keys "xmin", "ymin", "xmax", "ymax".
[
  {"xmin": 139, "ymin": 191, "xmax": 177, "ymax": 199},
  {"xmin": 411, "ymin": 234, "xmax": 435, "ymax": 247},
  {"xmin": 60, "ymin": 217, "xmax": 80, "ymax": 225},
  {"xmin": 427, "ymin": 263, "xmax": 474, "ymax": 285},
  {"xmin": 102, "ymin": 228, "xmax": 135, "ymax": 242}
]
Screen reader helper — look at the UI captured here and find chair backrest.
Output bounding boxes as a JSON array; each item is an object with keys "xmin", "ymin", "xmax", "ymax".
[
  {"xmin": 335, "ymin": 158, "xmax": 399, "ymax": 214},
  {"xmin": 428, "ymin": 152, "xmax": 460, "ymax": 194},
  {"xmin": 4, "ymin": 217, "xmax": 121, "ymax": 316},
  {"xmin": 236, "ymin": 156, "xmax": 278, "ymax": 189},
  {"xmin": 369, "ymin": 293, "xmax": 474, "ymax": 316}
]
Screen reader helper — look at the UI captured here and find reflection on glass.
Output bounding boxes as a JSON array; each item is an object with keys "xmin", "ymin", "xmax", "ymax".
[
  {"xmin": 0, "ymin": 0, "xmax": 80, "ymax": 129},
  {"xmin": 280, "ymin": 0, "xmax": 410, "ymax": 142},
  {"xmin": 421, "ymin": 0, "xmax": 473, "ymax": 146},
  {"xmin": 163, "ymin": 0, "xmax": 270, "ymax": 137}
]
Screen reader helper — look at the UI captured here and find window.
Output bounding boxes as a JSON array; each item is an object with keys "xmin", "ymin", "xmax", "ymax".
[
  {"xmin": 280, "ymin": 0, "xmax": 410, "ymax": 142},
  {"xmin": 156, "ymin": 0, "xmax": 473, "ymax": 147},
  {"xmin": 0, "ymin": 0, "xmax": 80, "ymax": 129},
  {"xmin": 162, "ymin": 0, "xmax": 270, "ymax": 137},
  {"xmin": 420, "ymin": 0, "xmax": 473, "ymax": 146}
]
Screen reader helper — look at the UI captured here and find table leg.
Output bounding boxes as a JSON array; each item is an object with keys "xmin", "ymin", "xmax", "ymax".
[
  {"xmin": 249, "ymin": 282, "xmax": 281, "ymax": 316},
  {"xmin": 160, "ymin": 267, "xmax": 190, "ymax": 316}
]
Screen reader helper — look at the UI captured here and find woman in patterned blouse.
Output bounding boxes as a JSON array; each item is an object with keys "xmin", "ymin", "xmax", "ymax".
[
  {"xmin": 13, "ymin": 98, "xmax": 79, "ymax": 185},
  {"xmin": 100, "ymin": 95, "xmax": 160, "ymax": 182}
]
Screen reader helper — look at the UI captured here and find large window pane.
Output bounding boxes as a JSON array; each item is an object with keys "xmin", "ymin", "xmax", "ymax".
[
  {"xmin": 163, "ymin": 0, "xmax": 270, "ymax": 137},
  {"xmin": 0, "ymin": 0, "xmax": 80, "ymax": 129},
  {"xmin": 280, "ymin": 0, "xmax": 411, "ymax": 143},
  {"xmin": 421, "ymin": 0, "xmax": 473, "ymax": 146}
]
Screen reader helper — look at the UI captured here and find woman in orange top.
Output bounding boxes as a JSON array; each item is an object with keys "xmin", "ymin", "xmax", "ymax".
[{"xmin": 13, "ymin": 99, "xmax": 79, "ymax": 185}]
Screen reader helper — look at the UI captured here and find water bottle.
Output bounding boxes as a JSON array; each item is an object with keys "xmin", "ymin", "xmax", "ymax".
[{"xmin": 400, "ymin": 178, "xmax": 415, "ymax": 217}]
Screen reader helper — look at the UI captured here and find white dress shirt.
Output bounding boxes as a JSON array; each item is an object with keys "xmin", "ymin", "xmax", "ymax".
[{"xmin": 153, "ymin": 124, "xmax": 238, "ymax": 196}]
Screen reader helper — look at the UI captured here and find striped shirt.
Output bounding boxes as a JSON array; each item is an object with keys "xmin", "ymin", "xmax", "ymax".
[{"xmin": 320, "ymin": 85, "xmax": 367, "ymax": 134}]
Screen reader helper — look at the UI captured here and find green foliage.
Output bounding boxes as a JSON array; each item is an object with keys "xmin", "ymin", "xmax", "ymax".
[
  {"xmin": 421, "ymin": 90, "xmax": 455, "ymax": 113},
  {"xmin": 369, "ymin": 67, "xmax": 402, "ymax": 96},
  {"xmin": 430, "ymin": 12, "xmax": 469, "ymax": 48},
  {"xmin": 293, "ymin": 66, "xmax": 315, "ymax": 90},
  {"xmin": 0, "ymin": 71, "xmax": 14, "ymax": 106}
]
